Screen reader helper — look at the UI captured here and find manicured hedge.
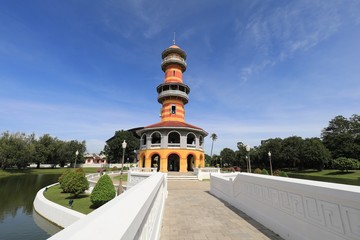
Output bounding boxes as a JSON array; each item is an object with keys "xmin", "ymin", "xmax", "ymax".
[{"xmin": 90, "ymin": 174, "xmax": 116, "ymax": 208}]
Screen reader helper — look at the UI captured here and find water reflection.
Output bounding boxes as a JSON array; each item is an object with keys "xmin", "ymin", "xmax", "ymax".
[{"xmin": 0, "ymin": 174, "xmax": 62, "ymax": 239}]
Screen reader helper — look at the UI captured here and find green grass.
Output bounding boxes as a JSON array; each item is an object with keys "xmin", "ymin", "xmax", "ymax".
[
  {"xmin": 44, "ymin": 184, "xmax": 95, "ymax": 214},
  {"xmin": 287, "ymin": 169, "xmax": 360, "ymax": 186},
  {"xmin": 0, "ymin": 167, "xmax": 99, "ymax": 179},
  {"xmin": 112, "ymin": 174, "xmax": 128, "ymax": 182}
]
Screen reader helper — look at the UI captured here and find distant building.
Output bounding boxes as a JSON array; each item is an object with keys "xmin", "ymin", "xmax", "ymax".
[{"xmin": 84, "ymin": 153, "xmax": 107, "ymax": 165}]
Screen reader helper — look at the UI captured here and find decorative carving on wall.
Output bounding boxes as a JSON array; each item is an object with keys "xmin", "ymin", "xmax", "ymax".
[{"xmin": 232, "ymin": 178, "xmax": 360, "ymax": 240}]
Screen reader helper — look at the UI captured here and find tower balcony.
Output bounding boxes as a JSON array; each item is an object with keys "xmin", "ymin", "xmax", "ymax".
[
  {"xmin": 161, "ymin": 56, "xmax": 187, "ymax": 72},
  {"xmin": 158, "ymin": 90, "xmax": 189, "ymax": 104}
]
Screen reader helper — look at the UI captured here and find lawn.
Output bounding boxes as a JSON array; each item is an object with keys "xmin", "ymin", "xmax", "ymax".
[
  {"xmin": 44, "ymin": 184, "xmax": 95, "ymax": 214},
  {"xmin": 0, "ymin": 167, "xmax": 99, "ymax": 179},
  {"xmin": 112, "ymin": 174, "xmax": 128, "ymax": 182},
  {"xmin": 287, "ymin": 169, "xmax": 360, "ymax": 186}
]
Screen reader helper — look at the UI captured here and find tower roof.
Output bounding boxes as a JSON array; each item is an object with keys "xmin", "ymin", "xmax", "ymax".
[
  {"xmin": 139, "ymin": 121, "xmax": 208, "ymax": 136},
  {"xmin": 161, "ymin": 45, "xmax": 187, "ymax": 59}
]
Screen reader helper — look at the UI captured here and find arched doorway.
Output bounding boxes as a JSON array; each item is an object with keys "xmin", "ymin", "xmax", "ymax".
[
  {"xmin": 151, "ymin": 154, "xmax": 160, "ymax": 171},
  {"xmin": 142, "ymin": 156, "xmax": 145, "ymax": 168},
  {"xmin": 168, "ymin": 154, "xmax": 180, "ymax": 172},
  {"xmin": 187, "ymin": 154, "xmax": 195, "ymax": 171}
]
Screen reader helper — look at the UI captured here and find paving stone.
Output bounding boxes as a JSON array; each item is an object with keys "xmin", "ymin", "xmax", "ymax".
[{"xmin": 160, "ymin": 181, "xmax": 283, "ymax": 240}]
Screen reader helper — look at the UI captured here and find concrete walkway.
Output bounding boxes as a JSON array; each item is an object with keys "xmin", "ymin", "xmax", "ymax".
[{"xmin": 160, "ymin": 181, "xmax": 283, "ymax": 240}]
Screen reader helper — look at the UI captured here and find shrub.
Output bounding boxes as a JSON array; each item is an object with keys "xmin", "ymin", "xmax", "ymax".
[
  {"xmin": 91, "ymin": 174, "xmax": 116, "ymax": 208},
  {"xmin": 261, "ymin": 169, "xmax": 269, "ymax": 175},
  {"xmin": 332, "ymin": 157, "xmax": 359, "ymax": 172},
  {"xmin": 229, "ymin": 167, "xmax": 235, "ymax": 172},
  {"xmin": 280, "ymin": 171, "xmax": 288, "ymax": 177},
  {"xmin": 254, "ymin": 168, "xmax": 262, "ymax": 174},
  {"xmin": 112, "ymin": 166, "xmax": 118, "ymax": 171},
  {"xmin": 273, "ymin": 170, "xmax": 281, "ymax": 176},
  {"xmin": 236, "ymin": 167, "xmax": 241, "ymax": 172},
  {"xmin": 59, "ymin": 170, "xmax": 89, "ymax": 196},
  {"xmin": 75, "ymin": 167, "xmax": 86, "ymax": 176},
  {"xmin": 58, "ymin": 169, "xmax": 71, "ymax": 187}
]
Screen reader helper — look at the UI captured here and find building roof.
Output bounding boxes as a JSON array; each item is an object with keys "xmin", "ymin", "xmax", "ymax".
[{"xmin": 139, "ymin": 121, "xmax": 208, "ymax": 135}]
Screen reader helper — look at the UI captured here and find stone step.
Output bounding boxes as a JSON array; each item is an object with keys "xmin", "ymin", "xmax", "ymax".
[{"xmin": 167, "ymin": 175, "xmax": 198, "ymax": 181}]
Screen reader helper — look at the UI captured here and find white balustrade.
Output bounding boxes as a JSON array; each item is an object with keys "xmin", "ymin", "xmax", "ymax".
[
  {"xmin": 49, "ymin": 173, "xmax": 167, "ymax": 240},
  {"xmin": 210, "ymin": 173, "xmax": 360, "ymax": 240},
  {"xmin": 195, "ymin": 167, "xmax": 221, "ymax": 180}
]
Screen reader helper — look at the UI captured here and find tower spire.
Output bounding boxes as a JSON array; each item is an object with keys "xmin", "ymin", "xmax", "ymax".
[{"xmin": 173, "ymin": 32, "xmax": 176, "ymax": 45}]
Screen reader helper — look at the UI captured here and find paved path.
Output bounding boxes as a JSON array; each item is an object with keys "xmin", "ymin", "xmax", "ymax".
[{"xmin": 160, "ymin": 181, "xmax": 283, "ymax": 240}]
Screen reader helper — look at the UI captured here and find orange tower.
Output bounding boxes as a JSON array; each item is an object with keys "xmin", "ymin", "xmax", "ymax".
[{"xmin": 137, "ymin": 43, "xmax": 208, "ymax": 172}]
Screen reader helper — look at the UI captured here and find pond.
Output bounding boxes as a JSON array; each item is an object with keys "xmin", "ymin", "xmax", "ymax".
[{"xmin": 0, "ymin": 174, "xmax": 62, "ymax": 240}]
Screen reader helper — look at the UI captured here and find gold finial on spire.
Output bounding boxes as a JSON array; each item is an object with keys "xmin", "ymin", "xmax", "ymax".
[{"xmin": 173, "ymin": 32, "xmax": 176, "ymax": 45}]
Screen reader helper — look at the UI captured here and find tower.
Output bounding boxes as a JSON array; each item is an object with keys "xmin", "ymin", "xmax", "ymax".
[{"xmin": 137, "ymin": 44, "xmax": 207, "ymax": 173}]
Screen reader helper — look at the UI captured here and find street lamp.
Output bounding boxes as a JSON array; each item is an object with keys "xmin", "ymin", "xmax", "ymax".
[
  {"xmin": 133, "ymin": 149, "xmax": 137, "ymax": 163},
  {"xmin": 246, "ymin": 145, "xmax": 251, "ymax": 173},
  {"xmin": 268, "ymin": 151, "xmax": 273, "ymax": 176},
  {"xmin": 74, "ymin": 150, "xmax": 79, "ymax": 168},
  {"xmin": 117, "ymin": 140, "xmax": 127, "ymax": 195}
]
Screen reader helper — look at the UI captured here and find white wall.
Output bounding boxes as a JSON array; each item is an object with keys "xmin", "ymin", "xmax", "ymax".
[
  {"xmin": 49, "ymin": 173, "xmax": 167, "ymax": 240},
  {"xmin": 33, "ymin": 183, "xmax": 85, "ymax": 228},
  {"xmin": 210, "ymin": 173, "xmax": 360, "ymax": 240}
]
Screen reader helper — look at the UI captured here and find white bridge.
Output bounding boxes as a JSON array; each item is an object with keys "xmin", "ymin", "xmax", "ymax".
[{"xmin": 33, "ymin": 168, "xmax": 360, "ymax": 240}]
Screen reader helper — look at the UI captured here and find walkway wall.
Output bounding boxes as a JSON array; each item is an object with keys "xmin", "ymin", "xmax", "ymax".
[
  {"xmin": 210, "ymin": 173, "xmax": 360, "ymax": 240},
  {"xmin": 33, "ymin": 183, "xmax": 85, "ymax": 228},
  {"xmin": 49, "ymin": 172, "xmax": 167, "ymax": 240}
]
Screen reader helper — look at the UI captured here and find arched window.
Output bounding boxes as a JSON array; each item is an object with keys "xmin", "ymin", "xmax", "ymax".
[
  {"xmin": 187, "ymin": 133, "xmax": 196, "ymax": 146},
  {"xmin": 151, "ymin": 132, "xmax": 161, "ymax": 144},
  {"xmin": 168, "ymin": 132, "xmax": 180, "ymax": 144},
  {"xmin": 141, "ymin": 134, "xmax": 146, "ymax": 146},
  {"xmin": 151, "ymin": 132, "xmax": 161, "ymax": 147}
]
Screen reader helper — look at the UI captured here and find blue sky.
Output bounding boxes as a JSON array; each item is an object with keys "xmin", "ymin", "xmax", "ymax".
[{"xmin": 1, "ymin": 0, "xmax": 359, "ymax": 155}]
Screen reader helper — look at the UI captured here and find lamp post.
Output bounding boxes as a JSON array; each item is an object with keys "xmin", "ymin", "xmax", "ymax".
[
  {"xmin": 133, "ymin": 149, "xmax": 137, "ymax": 163},
  {"xmin": 74, "ymin": 150, "xmax": 79, "ymax": 168},
  {"xmin": 268, "ymin": 151, "xmax": 273, "ymax": 175},
  {"xmin": 246, "ymin": 145, "xmax": 251, "ymax": 173},
  {"xmin": 245, "ymin": 156, "xmax": 248, "ymax": 172},
  {"xmin": 117, "ymin": 140, "xmax": 127, "ymax": 195}
]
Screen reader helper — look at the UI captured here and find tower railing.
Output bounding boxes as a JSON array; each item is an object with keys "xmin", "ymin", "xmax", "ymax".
[{"xmin": 168, "ymin": 143, "xmax": 180, "ymax": 148}]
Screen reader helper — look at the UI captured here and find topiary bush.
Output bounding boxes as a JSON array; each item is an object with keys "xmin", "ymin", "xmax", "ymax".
[
  {"xmin": 59, "ymin": 170, "xmax": 89, "ymax": 196},
  {"xmin": 75, "ymin": 167, "xmax": 86, "ymax": 176},
  {"xmin": 90, "ymin": 174, "xmax": 116, "ymax": 208},
  {"xmin": 261, "ymin": 169, "xmax": 269, "ymax": 175},
  {"xmin": 280, "ymin": 171, "xmax": 288, "ymax": 177},
  {"xmin": 58, "ymin": 169, "xmax": 71, "ymax": 188},
  {"xmin": 254, "ymin": 168, "xmax": 262, "ymax": 174},
  {"xmin": 273, "ymin": 169, "xmax": 281, "ymax": 176}
]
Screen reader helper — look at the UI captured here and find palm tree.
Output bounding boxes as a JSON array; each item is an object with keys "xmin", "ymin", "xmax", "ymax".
[{"xmin": 210, "ymin": 133, "xmax": 218, "ymax": 157}]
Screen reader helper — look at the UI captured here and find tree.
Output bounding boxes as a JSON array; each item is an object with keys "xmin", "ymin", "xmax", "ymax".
[
  {"xmin": 236, "ymin": 142, "xmax": 247, "ymax": 168},
  {"xmin": 0, "ymin": 132, "xmax": 33, "ymax": 169},
  {"xmin": 90, "ymin": 174, "xmax": 116, "ymax": 208},
  {"xmin": 321, "ymin": 115, "xmax": 360, "ymax": 159},
  {"xmin": 210, "ymin": 133, "xmax": 217, "ymax": 157},
  {"xmin": 280, "ymin": 136, "xmax": 303, "ymax": 169},
  {"xmin": 300, "ymin": 138, "xmax": 331, "ymax": 170},
  {"xmin": 332, "ymin": 157, "xmax": 359, "ymax": 172},
  {"xmin": 220, "ymin": 148, "xmax": 236, "ymax": 166},
  {"xmin": 103, "ymin": 130, "xmax": 138, "ymax": 164},
  {"xmin": 204, "ymin": 154, "xmax": 212, "ymax": 166},
  {"xmin": 259, "ymin": 138, "xmax": 283, "ymax": 169}
]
